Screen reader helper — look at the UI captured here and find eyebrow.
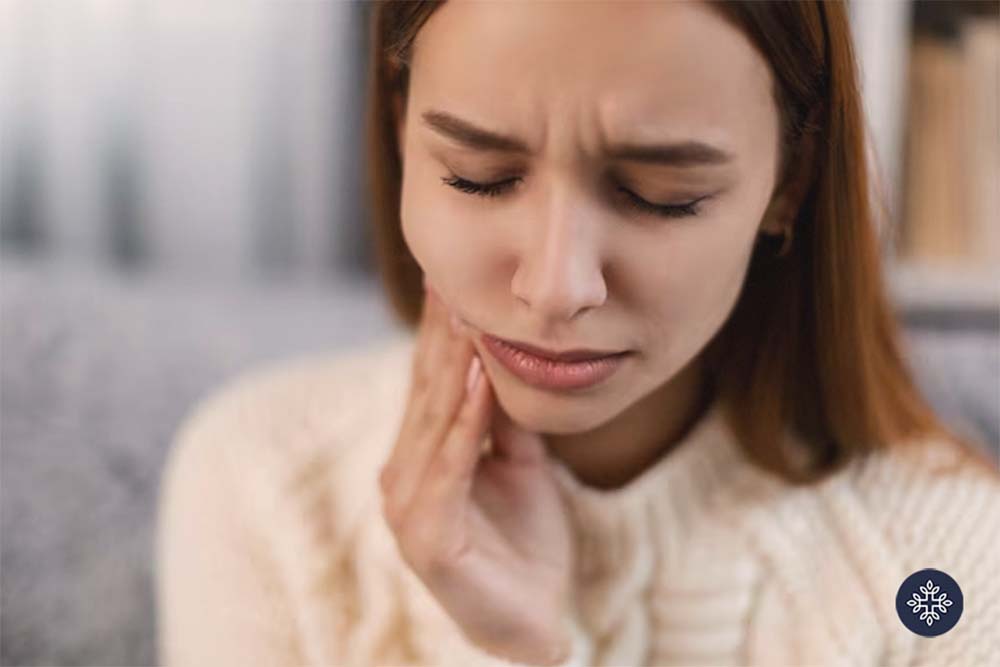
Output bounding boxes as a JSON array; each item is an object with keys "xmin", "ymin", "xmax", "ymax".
[{"xmin": 420, "ymin": 109, "xmax": 734, "ymax": 167}]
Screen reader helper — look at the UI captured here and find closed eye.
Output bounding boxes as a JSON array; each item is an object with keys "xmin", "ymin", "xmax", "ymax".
[
  {"xmin": 617, "ymin": 187, "xmax": 709, "ymax": 219},
  {"xmin": 440, "ymin": 173, "xmax": 709, "ymax": 219},
  {"xmin": 440, "ymin": 174, "xmax": 520, "ymax": 197}
]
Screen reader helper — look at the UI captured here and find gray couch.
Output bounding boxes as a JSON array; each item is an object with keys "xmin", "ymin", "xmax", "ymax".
[{"xmin": 1, "ymin": 256, "xmax": 997, "ymax": 666}]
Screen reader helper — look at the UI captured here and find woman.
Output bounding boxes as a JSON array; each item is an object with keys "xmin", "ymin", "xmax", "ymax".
[{"xmin": 156, "ymin": 2, "xmax": 1000, "ymax": 666}]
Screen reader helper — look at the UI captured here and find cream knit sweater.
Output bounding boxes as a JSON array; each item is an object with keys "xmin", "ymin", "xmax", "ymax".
[{"xmin": 156, "ymin": 333, "xmax": 1000, "ymax": 667}]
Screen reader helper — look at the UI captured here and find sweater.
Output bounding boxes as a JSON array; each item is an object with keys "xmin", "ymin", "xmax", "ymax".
[{"xmin": 155, "ymin": 332, "xmax": 1000, "ymax": 667}]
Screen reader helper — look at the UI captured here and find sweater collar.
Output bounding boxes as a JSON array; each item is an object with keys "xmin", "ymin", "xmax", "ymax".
[
  {"xmin": 541, "ymin": 395, "xmax": 770, "ymax": 587},
  {"xmin": 545, "ymin": 396, "xmax": 746, "ymax": 511}
]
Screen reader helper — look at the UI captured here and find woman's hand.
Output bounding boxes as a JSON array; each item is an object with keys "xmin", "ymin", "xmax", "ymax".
[{"xmin": 378, "ymin": 279, "xmax": 577, "ymax": 666}]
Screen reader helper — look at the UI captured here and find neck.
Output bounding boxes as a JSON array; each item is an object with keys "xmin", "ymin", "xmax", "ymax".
[{"xmin": 542, "ymin": 353, "xmax": 713, "ymax": 491}]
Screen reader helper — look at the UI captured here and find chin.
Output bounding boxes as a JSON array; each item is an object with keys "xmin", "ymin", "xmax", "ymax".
[{"xmin": 490, "ymin": 375, "xmax": 622, "ymax": 434}]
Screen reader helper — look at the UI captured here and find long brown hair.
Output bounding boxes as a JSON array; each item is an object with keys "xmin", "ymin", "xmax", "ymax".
[{"xmin": 364, "ymin": 0, "xmax": 998, "ymax": 485}]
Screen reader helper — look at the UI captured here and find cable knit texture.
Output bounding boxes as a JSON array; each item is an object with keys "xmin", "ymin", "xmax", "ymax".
[{"xmin": 156, "ymin": 333, "xmax": 1000, "ymax": 666}]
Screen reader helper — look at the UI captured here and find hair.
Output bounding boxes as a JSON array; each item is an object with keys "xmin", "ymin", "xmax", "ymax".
[{"xmin": 364, "ymin": 0, "xmax": 998, "ymax": 485}]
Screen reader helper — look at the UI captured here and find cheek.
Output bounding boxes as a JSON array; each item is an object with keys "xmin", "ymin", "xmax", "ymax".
[
  {"xmin": 401, "ymin": 157, "xmax": 504, "ymax": 278},
  {"xmin": 400, "ymin": 170, "xmax": 470, "ymax": 284},
  {"xmin": 634, "ymin": 230, "xmax": 751, "ymax": 339},
  {"xmin": 400, "ymin": 166, "xmax": 457, "ymax": 274}
]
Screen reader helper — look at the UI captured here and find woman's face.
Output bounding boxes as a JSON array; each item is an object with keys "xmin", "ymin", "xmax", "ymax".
[{"xmin": 398, "ymin": 0, "xmax": 784, "ymax": 434}]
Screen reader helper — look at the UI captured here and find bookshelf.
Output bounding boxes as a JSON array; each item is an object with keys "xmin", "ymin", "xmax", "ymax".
[
  {"xmin": 888, "ymin": 261, "xmax": 999, "ymax": 311},
  {"xmin": 852, "ymin": 0, "xmax": 999, "ymax": 327}
]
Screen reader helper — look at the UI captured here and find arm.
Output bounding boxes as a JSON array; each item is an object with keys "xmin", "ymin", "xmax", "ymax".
[{"xmin": 155, "ymin": 402, "xmax": 304, "ymax": 666}]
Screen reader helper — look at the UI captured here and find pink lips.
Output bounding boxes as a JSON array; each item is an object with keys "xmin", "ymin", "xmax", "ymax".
[{"xmin": 481, "ymin": 333, "xmax": 630, "ymax": 391}]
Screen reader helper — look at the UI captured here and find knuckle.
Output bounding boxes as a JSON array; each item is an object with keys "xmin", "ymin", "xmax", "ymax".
[
  {"xmin": 410, "ymin": 364, "xmax": 429, "ymax": 390},
  {"xmin": 424, "ymin": 540, "xmax": 469, "ymax": 579},
  {"xmin": 377, "ymin": 464, "xmax": 394, "ymax": 491},
  {"xmin": 429, "ymin": 450, "xmax": 464, "ymax": 479},
  {"xmin": 423, "ymin": 552, "xmax": 451, "ymax": 579},
  {"xmin": 378, "ymin": 476, "xmax": 407, "ymax": 524},
  {"xmin": 398, "ymin": 527, "xmax": 436, "ymax": 571},
  {"xmin": 394, "ymin": 515, "xmax": 466, "ymax": 580},
  {"xmin": 422, "ymin": 403, "xmax": 448, "ymax": 430},
  {"xmin": 401, "ymin": 396, "xmax": 426, "ymax": 434},
  {"xmin": 382, "ymin": 495, "xmax": 406, "ymax": 530}
]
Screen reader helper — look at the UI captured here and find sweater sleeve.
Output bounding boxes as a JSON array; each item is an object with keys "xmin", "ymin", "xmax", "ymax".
[{"xmin": 155, "ymin": 398, "xmax": 304, "ymax": 667}]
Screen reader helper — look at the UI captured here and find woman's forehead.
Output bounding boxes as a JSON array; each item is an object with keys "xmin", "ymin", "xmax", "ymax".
[{"xmin": 409, "ymin": 0, "xmax": 776, "ymax": 161}]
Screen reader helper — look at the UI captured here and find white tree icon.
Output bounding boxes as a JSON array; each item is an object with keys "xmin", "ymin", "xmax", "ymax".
[{"xmin": 906, "ymin": 578, "xmax": 954, "ymax": 626}]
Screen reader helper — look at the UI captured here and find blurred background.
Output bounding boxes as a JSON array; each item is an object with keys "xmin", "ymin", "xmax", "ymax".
[{"xmin": 0, "ymin": 1, "xmax": 997, "ymax": 665}]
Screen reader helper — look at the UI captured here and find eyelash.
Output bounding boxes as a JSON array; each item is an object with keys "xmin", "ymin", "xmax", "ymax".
[
  {"xmin": 441, "ymin": 175, "xmax": 517, "ymax": 198},
  {"xmin": 439, "ymin": 174, "xmax": 706, "ymax": 219}
]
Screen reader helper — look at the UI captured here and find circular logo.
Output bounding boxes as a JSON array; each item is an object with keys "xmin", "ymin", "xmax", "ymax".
[{"xmin": 895, "ymin": 568, "xmax": 963, "ymax": 636}]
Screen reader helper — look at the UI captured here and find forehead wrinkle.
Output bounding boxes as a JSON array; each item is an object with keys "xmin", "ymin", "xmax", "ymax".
[{"xmin": 413, "ymin": 0, "xmax": 762, "ymax": 169}]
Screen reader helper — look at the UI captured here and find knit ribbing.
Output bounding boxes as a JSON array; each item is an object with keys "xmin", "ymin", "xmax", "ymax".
[
  {"xmin": 543, "ymin": 396, "xmax": 773, "ymax": 666},
  {"xmin": 156, "ymin": 333, "xmax": 1000, "ymax": 667}
]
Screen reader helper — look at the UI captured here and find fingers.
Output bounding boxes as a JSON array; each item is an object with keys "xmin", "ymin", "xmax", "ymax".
[
  {"xmin": 380, "ymin": 278, "xmax": 479, "ymax": 524},
  {"xmin": 383, "ymin": 278, "xmax": 446, "ymax": 515},
  {"xmin": 420, "ymin": 353, "xmax": 494, "ymax": 522},
  {"xmin": 393, "ymin": 339, "xmax": 477, "ymax": 515}
]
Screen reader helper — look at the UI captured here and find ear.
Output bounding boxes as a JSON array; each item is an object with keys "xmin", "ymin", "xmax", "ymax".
[
  {"xmin": 393, "ymin": 91, "xmax": 407, "ymax": 162},
  {"xmin": 760, "ymin": 121, "xmax": 819, "ymax": 236}
]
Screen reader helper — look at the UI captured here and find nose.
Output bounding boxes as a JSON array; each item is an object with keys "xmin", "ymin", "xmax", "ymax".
[{"xmin": 510, "ymin": 185, "xmax": 608, "ymax": 324}]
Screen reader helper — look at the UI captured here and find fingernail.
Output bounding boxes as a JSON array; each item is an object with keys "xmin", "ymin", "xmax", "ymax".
[{"xmin": 465, "ymin": 356, "xmax": 482, "ymax": 393}]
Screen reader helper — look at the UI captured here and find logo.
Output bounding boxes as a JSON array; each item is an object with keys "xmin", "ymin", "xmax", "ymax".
[{"xmin": 895, "ymin": 568, "xmax": 963, "ymax": 637}]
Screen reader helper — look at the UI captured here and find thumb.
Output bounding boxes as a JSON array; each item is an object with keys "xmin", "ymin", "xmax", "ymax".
[{"xmin": 489, "ymin": 403, "xmax": 548, "ymax": 467}]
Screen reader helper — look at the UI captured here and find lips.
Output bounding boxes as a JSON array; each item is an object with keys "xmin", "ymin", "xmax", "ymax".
[
  {"xmin": 484, "ymin": 334, "xmax": 626, "ymax": 362},
  {"xmin": 480, "ymin": 333, "xmax": 631, "ymax": 391}
]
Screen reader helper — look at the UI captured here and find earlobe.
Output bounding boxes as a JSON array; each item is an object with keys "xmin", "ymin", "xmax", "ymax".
[{"xmin": 759, "ymin": 193, "xmax": 790, "ymax": 236}]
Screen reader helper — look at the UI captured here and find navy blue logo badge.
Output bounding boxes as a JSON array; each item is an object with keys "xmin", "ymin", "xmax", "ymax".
[{"xmin": 895, "ymin": 568, "xmax": 963, "ymax": 636}]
